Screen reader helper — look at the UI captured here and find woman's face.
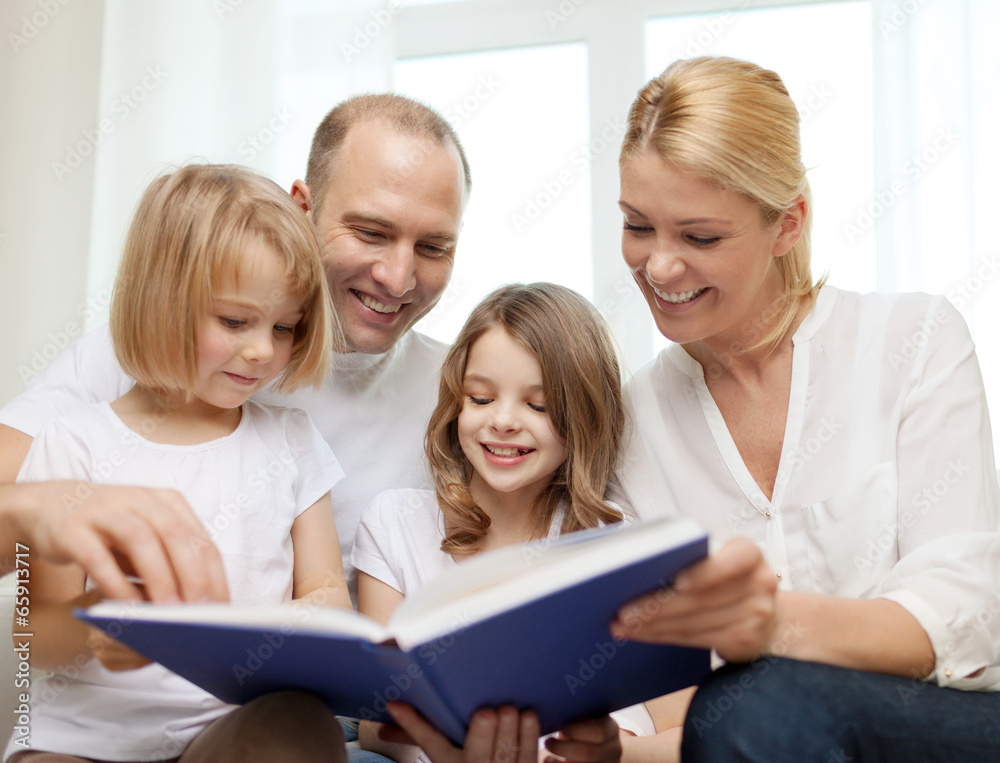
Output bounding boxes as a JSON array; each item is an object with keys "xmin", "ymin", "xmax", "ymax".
[{"xmin": 619, "ymin": 150, "xmax": 801, "ymax": 349}]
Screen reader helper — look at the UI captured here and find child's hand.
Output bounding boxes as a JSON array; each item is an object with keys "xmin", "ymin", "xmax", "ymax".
[
  {"xmin": 86, "ymin": 626, "xmax": 151, "ymax": 671},
  {"xmin": 543, "ymin": 716, "xmax": 622, "ymax": 763}
]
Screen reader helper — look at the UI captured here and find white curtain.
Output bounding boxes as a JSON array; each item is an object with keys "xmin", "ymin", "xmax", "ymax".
[
  {"xmin": 2, "ymin": 0, "xmax": 997, "ymax": 437},
  {"xmin": 0, "ymin": 0, "xmax": 392, "ymax": 406}
]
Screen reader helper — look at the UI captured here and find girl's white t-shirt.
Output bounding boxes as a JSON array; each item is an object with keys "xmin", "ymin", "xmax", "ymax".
[{"xmin": 6, "ymin": 400, "xmax": 343, "ymax": 761}]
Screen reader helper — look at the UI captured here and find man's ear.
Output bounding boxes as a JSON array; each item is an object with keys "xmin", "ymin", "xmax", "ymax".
[
  {"xmin": 772, "ymin": 194, "xmax": 807, "ymax": 258},
  {"xmin": 290, "ymin": 180, "xmax": 313, "ymax": 215}
]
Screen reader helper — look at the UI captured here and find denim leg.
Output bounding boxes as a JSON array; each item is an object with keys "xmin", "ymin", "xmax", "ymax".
[
  {"xmin": 340, "ymin": 717, "xmax": 397, "ymax": 763},
  {"xmin": 681, "ymin": 656, "xmax": 1000, "ymax": 763}
]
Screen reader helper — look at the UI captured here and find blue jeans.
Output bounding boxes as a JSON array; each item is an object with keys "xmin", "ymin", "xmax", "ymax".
[
  {"xmin": 682, "ymin": 656, "xmax": 1000, "ymax": 762},
  {"xmin": 339, "ymin": 718, "xmax": 397, "ymax": 763}
]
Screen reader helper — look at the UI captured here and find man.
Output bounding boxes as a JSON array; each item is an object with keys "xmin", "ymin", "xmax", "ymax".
[{"xmin": 0, "ymin": 93, "xmax": 469, "ymax": 605}]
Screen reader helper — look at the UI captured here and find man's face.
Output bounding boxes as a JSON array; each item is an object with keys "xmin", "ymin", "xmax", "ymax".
[{"xmin": 304, "ymin": 120, "xmax": 467, "ymax": 355}]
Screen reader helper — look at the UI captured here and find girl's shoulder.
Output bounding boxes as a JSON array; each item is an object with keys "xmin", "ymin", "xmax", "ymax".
[{"xmin": 364, "ymin": 488, "xmax": 440, "ymax": 523}]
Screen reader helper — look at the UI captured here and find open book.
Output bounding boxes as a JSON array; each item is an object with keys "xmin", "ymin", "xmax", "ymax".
[{"xmin": 79, "ymin": 516, "xmax": 710, "ymax": 744}]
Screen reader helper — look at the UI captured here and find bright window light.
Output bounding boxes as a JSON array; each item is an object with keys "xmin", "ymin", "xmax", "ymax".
[{"xmin": 394, "ymin": 43, "xmax": 590, "ymax": 346}]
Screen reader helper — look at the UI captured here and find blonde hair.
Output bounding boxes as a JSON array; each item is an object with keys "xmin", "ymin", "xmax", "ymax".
[
  {"xmin": 305, "ymin": 93, "xmax": 471, "ymax": 216},
  {"xmin": 110, "ymin": 163, "xmax": 336, "ymax": 396},
  {"xmin": 620, "ymin": 56, "xmax": 825, "ymax": 352},
  {"xmin": 426, "ymin": 283, "xmax": 625, "ymax": 558}
]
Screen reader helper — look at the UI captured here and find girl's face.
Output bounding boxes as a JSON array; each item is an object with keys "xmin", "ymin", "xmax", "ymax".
[
  {"xmin": 458, "ymin": 327, "xmax": 567, "ymax": 508},
  {"xmin": 619, "ymin": 150, "xmax": 801, "ymax": 350},
  {"xmin": 194, "ymin": 239, "xmax": 305, "ymax": 411}
]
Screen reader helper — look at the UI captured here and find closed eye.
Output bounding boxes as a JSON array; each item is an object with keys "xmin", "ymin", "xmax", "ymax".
[
  {"xmin": 528, "ymin": 402, "xmax": 547, "ymax": 413},
  {"xmin": 686, "ymin": 234, "xmax": 721, "ymax": 247},
  {"xmin": 468, "ymin": 396, "xmax": 492, "ymax": 406},
  {"xmin": 622, "ymin": 221, "xmax": 652, "ymax": 234},
  {"xmin": 354, "ymin": 227, "xmax": 383, "ymax": 241},
  {"xmin": 419, "ymin": 242, "xmax": 453, "ymax": 259}
]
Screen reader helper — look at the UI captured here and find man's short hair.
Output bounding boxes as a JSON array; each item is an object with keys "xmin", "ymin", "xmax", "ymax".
[{"xmin": 304, "ymin": 93, "xmax": 471, "ymax": 213}]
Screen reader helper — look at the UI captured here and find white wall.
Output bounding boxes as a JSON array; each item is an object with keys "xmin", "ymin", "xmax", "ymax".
[{"xmin": 0, "ymin": 0, "xmax": 106, "ymax": 407}]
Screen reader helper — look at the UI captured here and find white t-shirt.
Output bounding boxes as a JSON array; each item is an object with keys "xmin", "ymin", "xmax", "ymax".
[
  {"xmin": 352, "ymin": 488, "xmax": 655, "ymax": 739},
  {"xmin": 615, "ymin": 285, "xmax": 1000, "ymax": 690},
  {"xmin": 0, "ymin": 325, "xmax": 448, "ymax": 604},
  {"xmin": 5, "ymin": 400, "xmax": 343, "ymax": 761}
]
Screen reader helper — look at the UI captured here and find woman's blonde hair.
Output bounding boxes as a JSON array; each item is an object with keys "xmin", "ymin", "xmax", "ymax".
[
  {"xmin": 620, "ymin": 56, "xmax": 825, "ymax": 352},
  {"xmin": 426, "ymin": 282, "xmax": 625, "ymax": 558},
  {"xmin": 110, "ymin": 163, "xmax": 336, "ymax": 396}
]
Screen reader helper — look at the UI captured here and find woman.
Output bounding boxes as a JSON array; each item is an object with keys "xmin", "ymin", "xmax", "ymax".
[{"xmin": 610, "ymin": 56, "xmax": 1000, "ymax": 761}]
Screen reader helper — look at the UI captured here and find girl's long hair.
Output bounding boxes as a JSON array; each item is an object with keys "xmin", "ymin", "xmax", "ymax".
[{"xmin": 426, "ymin": 282, "xmax": 626, "ymax": 558}]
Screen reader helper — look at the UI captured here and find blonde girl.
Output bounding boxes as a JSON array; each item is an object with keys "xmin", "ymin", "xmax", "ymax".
[{"xmin": 8, "ymin": 164, "xmax": 351, "ymax": 763}]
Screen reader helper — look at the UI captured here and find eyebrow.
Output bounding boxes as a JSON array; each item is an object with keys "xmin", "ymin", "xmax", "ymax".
[
  {"xmin": 618, "ymin": 201, "xmax": 732, "ymax": 226},
  {"xmin": 344, "ymin": 212, "xmax": 458, "ymax": 244},
  {"xmin": 213, "ymin": 297, "xmax": 302, "ymax": 319},
  {"xmin": 464, "ymin": 374, "xmax": 544, "ymax": 394}
]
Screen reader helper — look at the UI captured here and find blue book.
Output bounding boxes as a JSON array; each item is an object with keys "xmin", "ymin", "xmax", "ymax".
[{"xmin": 78, "ymin": 516, "xmax": 710, "ymax": 745}]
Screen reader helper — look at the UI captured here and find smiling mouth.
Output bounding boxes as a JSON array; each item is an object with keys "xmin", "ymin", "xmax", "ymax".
[
  {"xmin": 354, "ymin": 290, "xmax": 402, "ymax": 314},
  {"xmin": 652, "ymin": 286, "xmax": 708, "ymax": 304},
  {"xmin": 483, "ymin": 444, "xmax": 533, "ymax": 458}
]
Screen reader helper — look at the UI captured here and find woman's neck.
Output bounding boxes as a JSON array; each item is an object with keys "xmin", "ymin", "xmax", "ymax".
[
  {"xmin": 682, "ymin": 290, "xmax": 811, "ymax": 385},
  {"xmin": 110, "ymin": 385, "xmax": 242, "ymax": 445}
]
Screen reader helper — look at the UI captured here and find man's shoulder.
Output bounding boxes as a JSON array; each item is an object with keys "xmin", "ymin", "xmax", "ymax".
[{"xmin": 394, "ymin": 330, "xmax": 450, "ymax": 368}]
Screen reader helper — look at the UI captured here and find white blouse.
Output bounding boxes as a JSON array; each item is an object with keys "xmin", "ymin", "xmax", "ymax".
[{"xmin": 616, "ymin": 286, "xmax": 1000, "ymax": 690}]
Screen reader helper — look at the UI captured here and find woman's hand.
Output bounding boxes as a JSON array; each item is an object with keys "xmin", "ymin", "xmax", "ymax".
[{"xmin": 610, "ymin": 537, "xmax": 778, "ymax": 663}]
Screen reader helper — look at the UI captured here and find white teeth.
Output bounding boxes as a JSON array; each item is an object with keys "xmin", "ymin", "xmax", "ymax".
[
  {"xmin": 359, "ymin": 293, "xmax": 401, "ymax": 314},
  {"xmin": 653, "ymin": 286, "xmax": 707, "ymax": 304},
  {"xmin": 485, "ymin": 444, "xmax": 529, "ymax": 457}
]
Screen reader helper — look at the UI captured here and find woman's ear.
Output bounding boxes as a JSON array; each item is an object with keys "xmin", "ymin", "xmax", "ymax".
[{"xmin": 772, "ymin": 194, "xmax": 807, "ymax": 258}]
